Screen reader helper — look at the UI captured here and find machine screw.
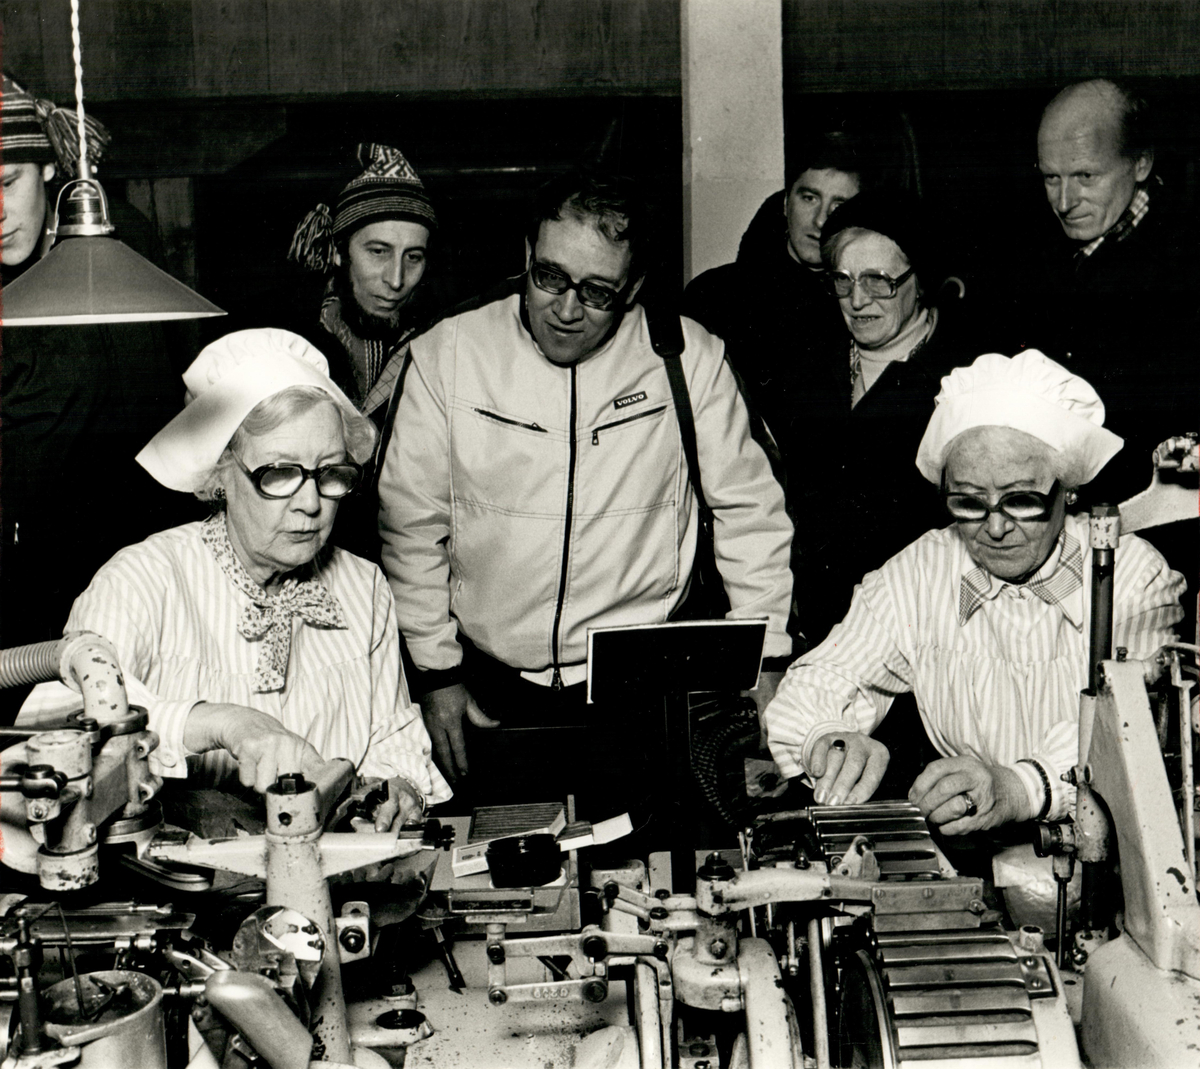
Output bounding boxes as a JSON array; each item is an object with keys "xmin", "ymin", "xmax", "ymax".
[
  {"xmin": 488, "ymin": 988, "xmax": 507, "ymax": 1005},
  {"xmin": 275, "ymin": 773, "xmax": 308, "ymax": 794},
  {"xmin": 794, "ymin": 851, "xmax": 810, "ymax": 870},
  {"xmin": 28, "ymin": 802, "xmax": 49, "ymax": 821},
  {"xmin": 486, "ymin": 943, "xmax": 506, "ymax": 964},
  {"xmin": 602, "ymin": 882, "xmax": 620, "ymax": 902},
  {"xmin": 649, "ymin": 907, "xmax": 669, "ymax": 922},
  {"xmin": 709, "ymin": 939, "xmax": 728, "ymax": 960},
  {"xmin": 339, "ymin": 927, "xmax": 366, "ymax": 954},
  {"xmin": 653, "ymin": 941, "xmax": 669, "ymax": 960},
  {"xmin": 967, "ymin": 899, "xmax": 986, "ymax": 915},
  {"xmin": 695, "ymin": 1062, "xmax": 712, "ymax": 1069},
  {"xmin": 1022, "ymin": 957, "xmax": 1038, "ymax": 968},
  {"xmin": 1071, "ymin": 946, "xmax": 1089, "ymax": 968},
  {"xmin": 581, "ymin": 979, "xmax": 607, "ymax": 1004},
  {"xmin": 922, "ymin": 887, "xmax": 934, "ymax": 899},
  {"xmin": 582, "ymin": 935, "xmax": 607, "ymax": 960},
  {"xmin": 655, "ymin": 888, "xmax": 670, "ymax": 900}
]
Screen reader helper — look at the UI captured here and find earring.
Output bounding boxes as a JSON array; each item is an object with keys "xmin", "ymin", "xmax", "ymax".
[
  {"xmin": 1065, "ymin": 490, "xmax": 1078, "ymax": 506},
  {"xmin": 213, "ymin": 486, "xmax": 226, "ymax": 502}
]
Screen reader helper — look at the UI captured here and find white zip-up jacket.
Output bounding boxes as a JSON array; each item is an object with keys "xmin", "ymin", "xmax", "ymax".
[{"xmin": 377, "ymin": 288, "xmax": 794, "ymax": 680}]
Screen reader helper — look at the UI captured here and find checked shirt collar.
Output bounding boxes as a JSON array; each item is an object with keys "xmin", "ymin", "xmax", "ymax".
[
  {"xmin": 1075, "ymin": 186, "xmax": 1150, "ymax": 264},
  {"xmin": 958, "ymin": 527, "xmax": 1084, "ymax": 628}
]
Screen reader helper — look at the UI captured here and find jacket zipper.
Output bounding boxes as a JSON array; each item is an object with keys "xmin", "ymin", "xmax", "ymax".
[
  {"xmin": 474, "ymin": 408, "xmax": 548, "ymax": 433},
  {"xmin": 550, "ymin": 366, "xmax": 578, "ymax": 690},
  {"xmin": 590, "ymin": 404, "xmax": 667, "ymax": 445}
]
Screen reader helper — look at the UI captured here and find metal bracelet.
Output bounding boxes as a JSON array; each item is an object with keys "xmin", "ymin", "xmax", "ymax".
[{"xmin": 392, "ymin": 775, "xmax": 428, "ymax": 816}]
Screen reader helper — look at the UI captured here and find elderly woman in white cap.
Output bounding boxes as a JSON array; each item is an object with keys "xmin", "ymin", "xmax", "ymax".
[
  {"xmin": 65, "ymin": 328, "xmax": 449, "ymax": 824},
  {"xmin": 764, "ymin": 349, "xmax": 1184, "ymax": 834}
]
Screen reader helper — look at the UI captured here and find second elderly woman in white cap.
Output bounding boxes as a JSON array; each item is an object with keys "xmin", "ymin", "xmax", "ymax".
[
  {"xmin": 764, "ymin": 349, "xmax": 1184, "ymax": 835},
  {"xmin": 66, "ymin": 328, "xmax": 449, "ymax": 824}
]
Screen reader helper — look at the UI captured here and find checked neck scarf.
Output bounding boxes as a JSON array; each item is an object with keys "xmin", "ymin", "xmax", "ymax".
[
  {"xmin": 202, "ymin": 512, "xmax": 346, "ymax": 693},
  {"xmin": 958, "ymin": 528, "xmax": 1084, "ymax": 627}
]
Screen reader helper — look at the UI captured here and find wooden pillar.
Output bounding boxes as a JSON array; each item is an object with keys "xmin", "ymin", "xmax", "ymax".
[{"xmin": 681, "ymin": 0, "xmax": 785, "ymax": 284}]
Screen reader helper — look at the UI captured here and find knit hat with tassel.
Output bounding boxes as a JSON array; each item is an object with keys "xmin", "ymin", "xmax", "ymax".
[
  {"xmin": 289, "ymin": 143, "xmax": 437, "ymax": 273},
  {"xmin": 1, "ymin": 74, "xmax": 111, "ymax": 176}
]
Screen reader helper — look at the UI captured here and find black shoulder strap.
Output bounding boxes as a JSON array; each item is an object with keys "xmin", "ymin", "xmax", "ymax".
[{"xmin": 647, "ymin": 304, "xmax": 709, "ymax": 513}]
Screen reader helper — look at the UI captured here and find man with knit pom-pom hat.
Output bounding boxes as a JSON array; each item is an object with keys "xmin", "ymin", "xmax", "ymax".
[
  {"xmin": 0, "ymin": 74, "xmax": 184, "ymax": 659},
  {"xmin": 764, "ymin": 350, "xmax": 1184, "ymax": 839},
  {"xmin": 287, "ymin": 143, "xmax": 439, "ymax": 427}
]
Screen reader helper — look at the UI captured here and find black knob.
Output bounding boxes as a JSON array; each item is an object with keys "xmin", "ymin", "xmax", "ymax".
[
  {"xmin": 696, "ymin": 852, "xmax": 735, "ymax": 882},
  {"xmin": 339, "ymin": 927, "xmax": 366, "ymax": 954}
]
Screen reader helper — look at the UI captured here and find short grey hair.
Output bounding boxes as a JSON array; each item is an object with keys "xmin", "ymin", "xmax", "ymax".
[
  {"xmin": 195, "ymin": 385, "xmax": 376, "ymax": 503},
  {"xmin": 942, "ymin": 426, "xmax": 1091, "ymax": 494}
]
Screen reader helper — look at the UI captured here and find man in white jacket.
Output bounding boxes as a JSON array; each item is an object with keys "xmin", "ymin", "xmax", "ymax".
[{"xmin": 377, "ymin": 170, "xmax": 794, "ymax": 810}]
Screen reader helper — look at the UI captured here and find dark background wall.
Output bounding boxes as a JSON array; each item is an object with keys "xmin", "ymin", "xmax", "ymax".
[{"xmin": 2, "ymin": 0, "xmax": 1198, "ymax": 342}]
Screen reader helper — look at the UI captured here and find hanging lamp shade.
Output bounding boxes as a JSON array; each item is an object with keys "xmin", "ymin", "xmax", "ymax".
[
  {"xmin": 1, "ymin": 0, "xmax": 225, "ymax": 329},
  {"xmin": 1, "ymin": 174, "xmax": 225, "ymax": 327},
  {"xmin": 1, "ymin": 234, "xmax": 226, "ymax": 325}
]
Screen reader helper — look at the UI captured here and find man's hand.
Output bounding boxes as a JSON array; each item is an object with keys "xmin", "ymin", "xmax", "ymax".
[
  {"xmin": 747, "ymin": 669, "xmax": 785, "ymax": 727},
  {"xmin": 184, "ymin": 703, "xmax": 325, "ymax": 794},
  {"xmin": 419, "ymin": 683, "xmax": 500, "ymax": 783},
  {"xmin": 371, "ymin": 776, "xmax": 427, "ymax": 832},
  {"xmin": 908, "ymin": 757, "xmax": 1031, "ymax": 835},
  {"xmin": 808, "ymin": 732, "xmax": 889, "ymax": 806}
]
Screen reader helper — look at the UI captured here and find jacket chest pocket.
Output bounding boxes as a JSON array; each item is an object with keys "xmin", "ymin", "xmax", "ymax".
[
  {"xmin": 452, "ymin": 404, "xmax": 563, "ymax": 517},
  {"xmin": 576, "ymin": 404, "xmax": 677, "ymax": 516},
  {"xmin": 588, "ymin": 404, "xmax": 668, "ymax": 445}
]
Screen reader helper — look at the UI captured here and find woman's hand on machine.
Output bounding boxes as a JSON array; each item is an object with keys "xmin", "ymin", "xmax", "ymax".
[
  {"xmin": 419, "ymin": 683, "xmax": 500, "ymax": 783},
  {"xmin": 908, "ymin": 756, "xmax": 1031, "ymax": 835},
  {"xmin": 370, "ymin": 776, "xmax": 427, "ymax": 832},
  {"xmin": 808, "ymin": 731, "xmax": 890, "ymax": 806},
  {"xmin": 184, "ymin": 702, "xmax": 325, "ymax": 794}
]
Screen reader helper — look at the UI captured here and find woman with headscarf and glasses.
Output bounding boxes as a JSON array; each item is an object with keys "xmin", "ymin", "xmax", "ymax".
[
  {"xmin": 765, "ymin": 350, "xmax": 1183, "ymax": 836},
  {"xmin": 787, "ymin": 188, "xmax": 995, "ymax": 654},
  {"xmin": 65, "ymin": 328, "xmax": 449, "ymax": 826}
]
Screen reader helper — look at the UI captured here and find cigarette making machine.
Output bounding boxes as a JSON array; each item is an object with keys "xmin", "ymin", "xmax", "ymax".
[{"xmin": 0, "ymin": 435, "xmax": 1193, "ymax": 1068}]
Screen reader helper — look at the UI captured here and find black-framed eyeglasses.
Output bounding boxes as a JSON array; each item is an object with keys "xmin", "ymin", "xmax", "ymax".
[
  {"xmin": 232, "ymin": 453, "xmax": 362, "ymax": 500},
  {"xmin": 529, "ymin": 261, "xmax": 624, "ymax": 311},
  {"xmin": 828, "ymin": 266, "xmax": 916, "ymax": 299},
  {"xmin": 943, "ymin": 481, "xmax": 1061, "ymax": 523}
]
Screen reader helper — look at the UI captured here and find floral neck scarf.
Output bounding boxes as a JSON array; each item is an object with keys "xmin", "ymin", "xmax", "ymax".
[{"xmin": 202, "ymin": 512, "xmax": 346, "ymax": 693}]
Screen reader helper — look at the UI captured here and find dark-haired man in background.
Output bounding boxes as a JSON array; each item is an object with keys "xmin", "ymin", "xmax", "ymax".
[
  {"xmin": 377, "ymin": 171, "xmax": 794, "ymax": 811},
  {"xmin": 682, "ymin": 132, "xmax": 870, "ymax": 476}
]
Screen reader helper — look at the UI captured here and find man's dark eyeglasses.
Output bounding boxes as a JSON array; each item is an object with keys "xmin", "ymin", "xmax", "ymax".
[
  {"xmin": 232, "ymin": 454, "xmax": 362, "ymax": 500},
  {"xmin": 828, "ymin": 266, "xmax": 916, "ymax": 299},
  {"xmin": 943, "ymin": 481, "xmax": 1061, "ymax": 523},
  {"xmin": 530, "ymin": 261, "xmax": 623, "ymax": 311}
]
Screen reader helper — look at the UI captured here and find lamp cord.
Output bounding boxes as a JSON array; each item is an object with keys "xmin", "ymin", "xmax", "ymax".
[{"xmin": 69, "ymin": 0, "xmax": 89, "ymax": 176}]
